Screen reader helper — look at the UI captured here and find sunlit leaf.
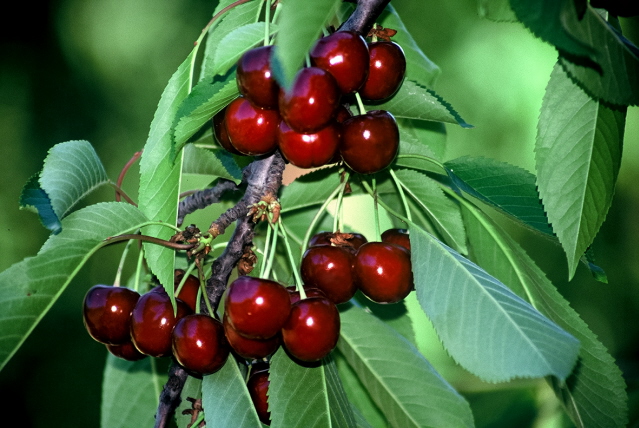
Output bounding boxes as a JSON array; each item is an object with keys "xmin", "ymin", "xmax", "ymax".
[
  {"xmin": 213, "ymin": 23, "xmax": 279, "ymax": 77},
  {"xmin": 477, "ymin": 0, "xmax": 518, "ymax": 21},
  {"xmin": 182, "ymin": 144, "xmax": 243, "ymax": 183},
  {"xmin": 325, "ymin": 354, "xmax": 358, "ymax": 427},
  {"xmin": 175, "ymin": 376, "xmax": 202, "ymax": 428},
  {"xmin": 280, "ymin": 166, "xmax": 341, "ymax": 213},
  {"xmin": 397, "ymin": 118, "xmax": 447, "ymax": 161}
]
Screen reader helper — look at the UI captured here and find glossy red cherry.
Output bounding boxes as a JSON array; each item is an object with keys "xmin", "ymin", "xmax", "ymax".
[
  {"xmin": 212, "ymin": 107, "xmax": 243, "ymax": 155},
  {"xmin": 247, "ymin": 368, "xmax": 271, "ymax": 425},
  {"xmin": 340, "ymin": 110, "xmax": 399, "ymax": 174},
  {"xmin": 359, "ymin": 41, "xmax": 406, "ymax": 101},
  {"xmin": 281, "ymin": 297, "xmax": 340, "ymax": 362},
  {"xmin": 236, "ymin": 45, "xmax": 280, "ymax": 109},
  {"xmin": 381, "ymin": 228, "xmax": 411, "ymax": 251},
  {"xmin": 310, "ymin": 30, "xmax": 369, "ymax": 94},
  {"xmin": 354, "ymin": 242, "xmax": 413, "ymax": 304},
  {"xmin": 334, "ymin": 105, "xmax": 353, "ymax": 123},
  {"xmin": 130, "ymin": 291, "xmax": 192, "ymax": 357},
  {"xmin": 286, "ymin": 286, "xmax": 327, "ymax": 304},
  {"xmin": 277, "ymin": 120, "xmax": 340, "ymax": 169},
  {"xmin": 106, "ymin": 340, "xmax": 147, "ymax": 361},
  {"xmin": 224, "ymin": 276, "xmax": 291, "ymax": 340},
  {"xmin": 173, "ymin": 269, "xmax": 200, "ymax": 312},
  {"xmin": 83, "ymin": 285, "xmax": 140, "ymax": 345},
  {"xmin": 278, "ymin": 67, "xmax": 341, "ymax": 133},
  {"xmin": 223, "ymin": 314, "xmax": 280, "ymax": 360},
  {"xmin": 301, "ymin": 246, "xmax": 357, "ymax": 304},
  {"xmin": 224, "ymin": 97, "xmax": 280, "ymax": 156},
  {"xmin": 172, "ymin": 314, "xmax": 230, "ymax": 375}
]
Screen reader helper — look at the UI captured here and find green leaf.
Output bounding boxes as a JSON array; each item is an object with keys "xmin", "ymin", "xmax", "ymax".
[
  {"xmin": 338, "ymin": 304, "xmax": 474, "ymax": 427},
  {"xmin": 409, "ymin": 225, "xmax": 580, "ymax": 382},
  {"xmin": 535, "ymin": 63, "xmax": 625, "ymax": 278},
  {"xmin": 213, "ymin": 23, "xmax": 279, "ymax": 77},
  {"xmin": 175, "ymin": 376, "xmax": 202, "ymax": 428},
  {"xmin": 19, "ymin": 140, "xmax": 109, "ymax": 234},
  {"xmin": 0, "ymin": 202, "xmax": 147, "ymax": 372},
  {"xmin": 365, "ymin": 80, "xmax": 471, "ymax": 128},
  {"xmin": 269, "ymin": 347, "xmax": 331, "ymax": 428},
  {"xmin": 378, "ymin": 5, "xmax": 441, "ymax": 88},
  {"xmin": 444, "ymin": 156, "xmax": 554, "ymax": 236},
  {"xmin": 353, "ymin": 294, "xmax": 417, "ymax": 348},
  {"xmin": 182, "ymin": 144, "xmax": 243, "ymax": 183},
  {"xmin": 202, "ymin": 357, "xmax": 262, "ymax": 428},
  {"xmin": 272, "ymin": 0, "xmax": 342, "ymax": 89},
  {"xmin": 279, "ymin": 166, "xmax": 341, "ymax": 213},
  {"xmin": 139, "ymin": 49, "xmax": 195, "ymax": 298},
  {"xmin": 325, "ymin": 354, "xmax": 359, "ymax": 427},
  {"xmin": 397, "ymin": 118, "xmax": 447, "ymax": 161},
  {"xmin": 394, "ymin": 133, "xmax": 442, "ymax": 173},
  {"xmin": 101, "ymin": 355, "xmax": 165, "ymax": 428},
  {"xmin": 477, "ymin": 0, "xmax": 518, "ymax": 21},
  {"xmin": 173, "ymin": 71, "xmax": 239, "ymax": 158},
  {"xmin": 461, "ymin": 203, "xmax": 628, "ymax": 428}
]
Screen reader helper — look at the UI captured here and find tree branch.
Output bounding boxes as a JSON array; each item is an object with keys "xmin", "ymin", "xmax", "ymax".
[{"xmin": 177, "ymin": 179, "xmax": 240, "ymax": 226}]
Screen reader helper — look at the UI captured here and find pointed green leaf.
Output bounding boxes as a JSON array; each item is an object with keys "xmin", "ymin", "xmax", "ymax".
[
  {"xmin": 139, "ymin": 49, "xmax": 195, "ymax": 297},
  {"xmin": 19, "ymin": 174, "xmax": 62, "ymax": 234},
  {"xmin": 461, "ymin": 203, "xmax": 628, "ymax": 428},
  {"xmin": 173, "ymin": 71, "xmax": 239, "ymax": 158},
  {"xmin": 213, "ymin": 23, "xmax": 279, "ymax": 77},
  {"xmin": 202, "ymin": 357, "xmax": 262, "ymax": 428},
  {"xmin": 394, "ymin": 134, "xmax": 442, "ymax": 173},
  {"xmin": 101, "ymin": 355, "xmax": 165, "ymax": 428},
  {"xmin": 324, "ymin": 354, "xmax": 358, "ymax": 427},
  {"xmin": 365, "ymin": 80, "xmax": 471, "ymax": 128},
  {"xmin": 445, "ymin": 156, "xmax": 553, "ymax": 236},
  {"xmin": 477, "ymin": 0, "xmax": 518, "ymax": 22},
  {"xmin": 535, "ymin": 63, "xmax": 625, "ymax": 278},
  {"xmin": 378, "ymin": 5, "xmax": 441, "ymax": 88},
  {"xmin": 175, "ymin": 376, "xmax": 202, "ymax": 428},
  {"xmin": 338, "ymin": 304, "xmax": 474, "ymax": 427},
  {"xmin": 182, "ymin": 144, "xmax": 243, "ymax": 183},
  {"xmin": 280, "ymin": 166, "xmax": 341, "ymax": 213},
  {"xmin": 0, "ymin": 202, "xmax": 147, "ymax": 372},
  {"xmin": 397, "ymin": 118, "xmax": 447, "ymax": 161},
  {"xmin": 269, "ymin": 347, "xmax": 331, "ymax": 428},
  {"xmin": 410, "ymin": 225, "xmax": 580, "ymax": 382},
  {"xmin": 272, "ymin": 0, "xmax": 342, "ymax": 89}
]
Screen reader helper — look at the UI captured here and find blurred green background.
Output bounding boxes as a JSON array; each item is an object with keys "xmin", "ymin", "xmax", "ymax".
[{"xmin": 0, "ymin": 0, "xmax": 637, "ymax": 426}]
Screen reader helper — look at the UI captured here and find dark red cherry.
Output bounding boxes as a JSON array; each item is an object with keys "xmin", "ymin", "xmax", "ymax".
[
  {"xmin": 212, "ymin": 107, "xmax": 243, "ymax": 155},
  {"xmin": 277, "ymin": 120, "xmax": 340, "ymax": 169},
  {"xmin": 106, "ymin": 340, "xmax": 147, "ymax": 361},
  {"xmin": 286, "ymin": 286, "xmax": 327, "ymax": 304},
  {"xmin": 278, "ymin": 67, "xmax": 341, "ymax": 133},
  {"xmin": 172, "ymin": 314, "xmax": 230, "ymax": 375},
  {"xmin": 173, "ymin": 269, "xmax": 200, "ymax": 312},
  {"xmin": 334, "ymin": 105, "xmax": 353, "ymax": 123},
  {"xmin": 310, "ymin": 31, "xmax": 369, "ymax": 94},
  {"xmin": 224, "ymin": 276, "xmax": 291, "ymax": 340},
  {"xmin": 340, "ymin": 110, "xmax": 399, "ymax": 174},
  {"xmin": 354, "ymin": 242, "xmax": 413, "ymax": 304},
  {"xmin": 236, "ymin": 45, "xmax": 280, "ymax": 109},
  {"xmin": 307, "ymin": 231, "xmax": 367, "ymax": 251},
  {"xmin": 282, "ymin": 297, "xmax": 340, "ymax": 362},
  {"xmin": 224, "ymin": 97, "xmax": 280, "ymax": 156},
  {"xmin": 83, "ymin": 285, "xmax": 140, "ymax": 345},
  {"xmin": 223, "ymin": 314, "xmax": 280, "ymax": 360},
  {"xmin": 301, "ymin": 246, "xmax": 357, "ymax": 304},
  {"xmin": 381, "ymin": 228, "xmax": 411, "ymax": 251},
  {"xmin": 130, "ymin": 292, "xmax": 192, "ymax": 357},
  {"xmin": 247, "ymin": 368, "xmax": 271, "ymax": 425},
  {"xmin": 359, "ymin": 42, "xmax": 406, "ymax": 101}
]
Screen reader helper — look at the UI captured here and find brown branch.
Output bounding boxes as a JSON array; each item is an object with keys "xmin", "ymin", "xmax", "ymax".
[
  {"xmin": 153, "ymin": 363, "xmax": 189, "ymax": 428},
  {"xmin": 177, "ymin": 179, "xmax": 240, "ymax": 226}
]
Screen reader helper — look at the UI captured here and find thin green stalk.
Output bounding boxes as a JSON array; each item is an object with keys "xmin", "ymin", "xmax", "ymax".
[
  {"xmin": 263, "ymin": 0, "xmax": 271, "ymax": 45},
  {"xmin": 175, "ymin": 261, "xmax": 198, "ymax": 297},
  {"xmin": 390, "ymin": 169, "xmax": 412, "ymax": 223},
  {"xmin": 113, "ymin": 237, "xmax": 135, "ymax": 287},
  {"xmin": 361, "ymin": 181, "xmax": 411, "ymax": 225},
  {"xmin": 263, "ymin": 221, "xmax": 280, "ymax": 279},
  {"xmin": 271, "ymin": 1, "xmax": 283, "ymax": 25},
  {"xmin": 260, "ymin": 222, "xmax": 273, "ymax": 278},
  {"xmin": 333, "ymin": 181, "xmax": 347, "ymax": 232},
  {"xmin": 278, "ymin": 216, "xmax": 305, "ymax": 299},
  {"xmin": 300, "ymin": 183, "xmax": 343, "ymax": 256},
  {"xmin": 396, "ymin": 153, "xmax": 446, "ymax": 172},
  {"xmin": 371, "ymin": 177, "xmax": 381, "ymax": 241},
  {"xmin": 355, "ymin": 92, "xmax": 367, "ymax": 115},
  {"xmin": 199, "ymin": 268, "xmax": 216, "ymax": 317},
  {"xmin": 133, "ymin": 246, "xmax": 146, "ymax": 293}
]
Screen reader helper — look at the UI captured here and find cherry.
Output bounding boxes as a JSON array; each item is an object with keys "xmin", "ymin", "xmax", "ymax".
[
  {"xmin": 354, "ymin": 242, "xmax": 413, "ymax": 304},
  {"xmin": 278, "ymin": 67, "xmax": 341, "ymax": 133},
  {"xmin": 173, "ymin": 269, "xmax": 200, "ymax": 312},
  {"xmin": 236, "ymin": 45, "xmax": 280, "ymax": 109},
  {"xmin": 281, "ymin": 297, "xmax": 340, "ymax": 362},
  {"xmin": 286, "ymin": 286, "xmax": 327, "ymax": 304},
  {"xmin": 224, "ymin": 97, "xmax": 280, "ymax": 156},
  {"xmin": 334, "ymin": 104, "xmax": 353, "ymax": 123},
  {"xmin": 307, "ymin": 231, "xmax": 367, "ymax": 251},
  {"xmin": 277, "ymin": 120, "xmax": 340, "ymax": 169},
  {"xmin": 301, "ymin": 246, "xmax": 357, "ymax": 304},
  {"xmin": 310, "ymin": 30, "xmax": 369, "ymax": 94},
  {"xmin": 106, "ymin": 340, "xmax": 147, "ymax": 361},
  {"xmin": 340, "ymin": 110, "xmax": 399, "ymax": 174},
  {"xmin": 83, "ymin": 285, "xmax": 140, "ymax": 345},
  {"xmin": 172, "ymin": 314, "xmax": 230, "ymax": 375},
  {"xmin": 247, "ymin": 368, "xmax": 271, "ymax": 425},
  {"xmin": 223, "ymin": 314, "xmax": 280, "ymax": 360},
  {"xmin": 224, "ymin": 276, "xmax": 291, "ymax": 340},
  {"xmin": 130, "ymin": 291, "xmax": 192, "ymax": 357},
  {"xmin": 381, "ymin": 228, "xmax": 411, "ymax": 251},
  {"xmin": 359, "ymin": 41, "xmax": 406, "ymax": 101},
  {"xmin": 212, "ymin": 107, "xmax": 243, "ymax": 155}
]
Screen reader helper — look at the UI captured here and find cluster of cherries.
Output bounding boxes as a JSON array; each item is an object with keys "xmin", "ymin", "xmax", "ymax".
[{"xmin": 212, "ymin": 30, "xmax": 407, "ymax": 174}]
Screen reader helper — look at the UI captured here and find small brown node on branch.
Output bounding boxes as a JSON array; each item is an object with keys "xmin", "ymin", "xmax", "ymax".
[
  {"xmin": 183, "ymin": 397, "xmax": 205, "ymax": 427},
  {"xmin": 237, "ymin": 245, "xmax": 258, "ymax": 275},
  {"xmin": 247, "ymin": 194, "xmax": 281, "ymax": 224},
  {"xmin": 171, "ymin": 225, "xmax": 201, "ymax": 245},
  {"xmin": 367, "ymin": 24, "xmax": 397, "ymax": 41},
  {"xmin": 330, "ymin": 232, "xmax": 357, "ymax": 248}
]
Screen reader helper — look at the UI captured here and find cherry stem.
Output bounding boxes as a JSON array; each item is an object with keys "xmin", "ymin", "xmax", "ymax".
[
  {"xmin": 105, "ymin": 234, "xmax": 196, "ymax": 251},
  {"xmin": 115, "ymin": 150, "xmax": 142, "ymax": 203},
  {"xmin": 333, "ymin": 171, "xmax": 350, "ymax": 232},
  {"xmin": 198, "ymin": 264, "xmax": 216, "ymax": 317},
  {"xmin": 355, "ymin": 92, "xmax": 367, "ymax": 115},
  {"xmin": 178, "ymin": 189, "xmax": 198, "ymax": 199},
  {"xmin": 259, "ymin": 220, "xmax": 273, "ymax": 278},
  {"xmin": 390, "ymin": 169, "xmax": 412, "ymax": 223},
  {"xmin": 113, "ymin": 237, "xmax": 135, "ymax": 287},
  {"xmin": 176, "ymin": 261, "xmax": 198, "ymax": 298},
  {"xmin": 395, "ymin": 153, "xmax": 446, "ymax": 172},
  {"xmin": 133, "ymin": 246, "xmax": 146, "ymax": 294},
  {"xmin": 371, "ymin": 177, "xmax": 381, "ymax": 241},
  {"xmin": 109, "ymin": 182, "xmax": 138, "ymax": 206},
  {"xmin": 278, "ymin": 216, "xmax": 306, "ymax": 298},
  {"xmin": 263, "ymin": 219, "xmax": 279, "ymax": 280},
  {"xmin": 263, "ymin": 0, "xmax": 271, "ymax": 46},
  {"xmin": 300, "ymin": 182, "xmax": 344, "ymax": 257},
  {"xmin": 361, "ymin": 180, "xmax": 411, "ymax": 225}
]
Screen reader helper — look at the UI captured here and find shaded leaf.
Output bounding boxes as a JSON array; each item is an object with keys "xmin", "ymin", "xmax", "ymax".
[
  {"xmin": 213, "ymin": 23, "xmax": 279, "ymax": 77},
  {"xmin": 324, "ymin": 354, "xmax": 358, "ymax": 427},
  {"xmin": 19, "ymin": 174, "xmax": 61, "ymax": 234},
  {"xmin": 477, "ymin": 0, "xmax": 518, "ymax": 21},
  {"xmin": 338, "ymin": 304, "xmax": 474, "ymax": 427},
  {"xmin": 461, "ymin": 203, "xmax": 627, "ymax": 428},
  {"xmin": 397, "ymin": 118, "xmax": 447, "ymax": 161},
  {"xmin": 175, "ymin": 376, "xmax": 202, "ymax": 428},
  {"xmin": 535, "ymin": 63, "xmax": 625, "ymax": 278},
  {"xmin": 410, "ymin": 225, "xmax": 580, "ymax": 382},
  {"xmin": 280, "ymin": 166, "xmax": 341, "ymax": 213},
  {"xmin": 182, "ymin": 144, "xmax": 243, "ymax": 183}
]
